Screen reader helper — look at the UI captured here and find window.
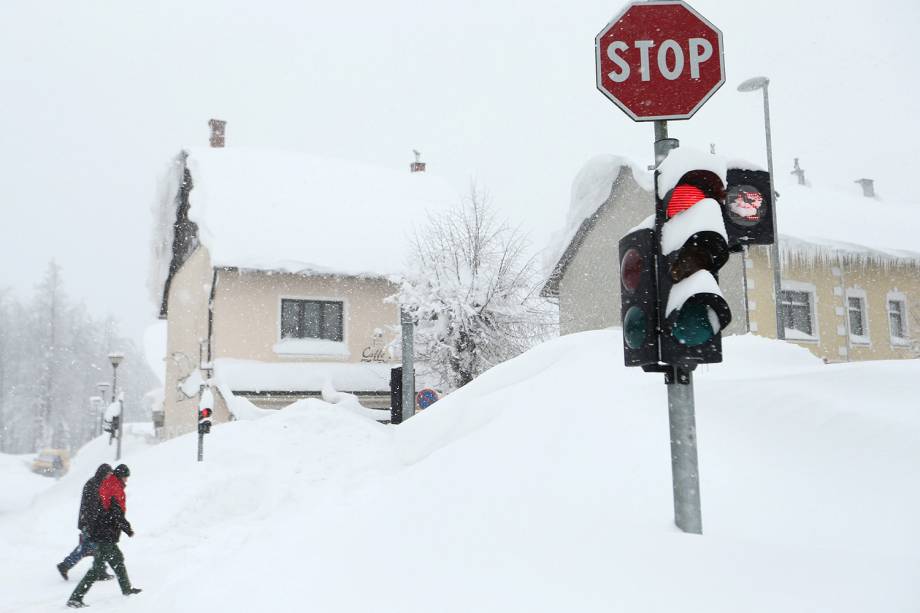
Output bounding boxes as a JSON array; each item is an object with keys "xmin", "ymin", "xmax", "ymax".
[
  {"xmin": 780, "ymin": 290, "xmax": 814, "ymax": 336},
  {"xmin": 847, "ymin": 296, "xmax": 866, "ymax": 337},
  {"xmin": 888, "ymin": 299, "xmax": 907, "ymax": 340},
  {"xmin": 280, "ymin": 299, "xmax": 343, "ymax": 342}
]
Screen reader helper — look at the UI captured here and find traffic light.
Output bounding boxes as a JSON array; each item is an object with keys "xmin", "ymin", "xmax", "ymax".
[
  {"xmin": 618, "ymin": 222, "xmax": 660, "ymax": 366},
  {"xmin": 198, "ymin": 408, "xmax": 212, "ymax": 435},
  {"xmin": 104, "ymin": 416, "xmax": 119, "ymax": 444},
  {"xmin": 722, "ymin": 167, "xmax": 774, "ymax": 249},
  {"xmin": 656, "ymin": 167, "xmax": 732, "ymax": 365}
]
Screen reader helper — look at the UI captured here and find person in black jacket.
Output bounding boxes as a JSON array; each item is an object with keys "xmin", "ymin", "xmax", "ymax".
[
  {"xmin": 56, "ymin": 464, "xmax": 115, "ymax": 581},
  {"xmin": 67, "ymin": 464, "xmax": 141, "ymax": 608}
]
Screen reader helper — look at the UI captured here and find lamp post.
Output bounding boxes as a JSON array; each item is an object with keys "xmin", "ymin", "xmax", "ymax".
[
  {"xmin": 737, "ymin": 76, "xmax": 784, "ymax": 341},
  {"xmin": 108, "ymin": 352, "xmax": 125, "ymax": 460},
  {"xmin": 95, "ymin": 382, "xmax": 110, "ymax": 435}
]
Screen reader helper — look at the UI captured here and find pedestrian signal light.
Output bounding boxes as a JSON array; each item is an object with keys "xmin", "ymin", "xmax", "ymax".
[{"xmin": 723, "ymin": 167, "xmax": 774, "ymax": 249}]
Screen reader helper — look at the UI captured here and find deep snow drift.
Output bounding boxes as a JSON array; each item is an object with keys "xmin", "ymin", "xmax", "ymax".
[{"xmin": 2, "ymin": 331, "xmax": 918, "ymax": 612}]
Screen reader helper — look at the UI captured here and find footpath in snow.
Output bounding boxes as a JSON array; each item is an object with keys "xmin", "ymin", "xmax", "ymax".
[{"xmin": 1, "ymin": 331, "xmax": 918, "ymax": 612}]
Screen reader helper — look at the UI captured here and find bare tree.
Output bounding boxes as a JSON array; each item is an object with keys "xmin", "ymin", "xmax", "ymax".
[{"xmin": 395, "ymin": 186, "xmax": 555, "ymax": 391}]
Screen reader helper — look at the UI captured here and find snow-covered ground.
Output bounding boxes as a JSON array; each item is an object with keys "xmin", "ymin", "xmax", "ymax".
[{"xmin": 1, "ymin": 331, "xmax": 918, "ymax": 612}]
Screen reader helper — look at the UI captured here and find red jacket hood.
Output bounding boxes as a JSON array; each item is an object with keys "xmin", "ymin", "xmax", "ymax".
[{"xmin": 98, "ymin": 473, "xmax": 126, "ymax": 513}]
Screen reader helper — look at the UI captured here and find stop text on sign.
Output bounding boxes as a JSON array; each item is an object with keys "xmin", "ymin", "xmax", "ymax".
[
  {"xmin": 605, "ymin": 38, "xmax": 713, "ymax": 83},
  {"xmin": 595, "ymin": 1, "xmax": 724, "ymax": 121}
]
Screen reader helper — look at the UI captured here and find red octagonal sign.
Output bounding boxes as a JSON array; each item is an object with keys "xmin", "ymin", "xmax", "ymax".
[{"xmin": 595, "ymin": 0, "xmax": 724, "ymax": 121}]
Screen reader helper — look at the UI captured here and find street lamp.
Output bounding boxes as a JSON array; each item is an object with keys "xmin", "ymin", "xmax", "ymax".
[
  {"xmin": 95, "ymin": 382, "xmax": 110, "ymax": 435},
  {"xmin": 737, "ymin": 76, "xmax": 785, "ymax": 341},
  {"xmin": 108, "ymin": 352, "xmax": 125, "ymax": 460}
]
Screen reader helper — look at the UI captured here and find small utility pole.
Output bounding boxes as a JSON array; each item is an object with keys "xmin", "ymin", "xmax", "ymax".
[
  {"xmin": 115, "ymin": 397, "xmax": 125, "ymax": 461},
  {"xmin": 400, "ymin": 308, "xmax": 416, "ymax": 421},
  {"xmin": 197, "ymin": 384, "xmax": 205, "ymax": 462}
]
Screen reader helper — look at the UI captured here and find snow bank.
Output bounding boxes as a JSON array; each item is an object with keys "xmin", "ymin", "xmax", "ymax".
[
  {"xmin": 213, "ymin": 358, "xmax": 394, "ymax": 393},
  {"xmin": 3, "ymin": 331, "xmax": 919, "ymax": 612}
]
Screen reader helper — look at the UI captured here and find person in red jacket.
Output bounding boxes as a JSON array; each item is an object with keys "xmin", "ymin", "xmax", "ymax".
[{"xmin": 67, "ymin": 464, "xmax": 142, "ymax": 608}]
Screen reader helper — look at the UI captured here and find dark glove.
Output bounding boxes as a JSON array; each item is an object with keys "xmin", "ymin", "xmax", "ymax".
[{"xmin": 125, "ymin": 527, "xmax": 134, "ymax": 537}]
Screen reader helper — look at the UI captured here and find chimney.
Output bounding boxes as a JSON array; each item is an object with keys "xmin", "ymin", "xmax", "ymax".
[
  {"xmin": 790, "ymin": 158, "xmax": 806, "ymax": 185},
  {"xmin": 410, "ymin": 149, "xmax": 426, "ymax": 173},
  {"xmin": 208, "ymin": 119, "xmax": 226, "ymax": 148},
  {"xmin": 854, "ymin": 178, "xmax": 875, "ymax": 198}
]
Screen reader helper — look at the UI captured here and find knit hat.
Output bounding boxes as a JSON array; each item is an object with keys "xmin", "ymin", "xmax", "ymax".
[{"xmin": 114, "ymin": 464, "xmax": 130, "ymax": 479}]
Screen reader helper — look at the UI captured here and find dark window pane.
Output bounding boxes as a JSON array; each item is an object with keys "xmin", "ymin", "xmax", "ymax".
[
  {"xmin": 780, "ymin": 290, "xmax": 812, "ymax": 335},
  {"xmin": 848, "ymin": 297, "xmax": 864, "ymax": 336},
  {"xmin": 281, "ymin": 300, "xmax": 302, "ymax": 338},
  {"xmin": 302, "ymin": 301, "xmax": 322, "ymax": 338},
  {"xmin": 322, "ymin": 302, "xmax": 343, "ymax": 341},
  {"xmin": 889, "ymin": 301, "xmax": 905, "ymax": 338}
]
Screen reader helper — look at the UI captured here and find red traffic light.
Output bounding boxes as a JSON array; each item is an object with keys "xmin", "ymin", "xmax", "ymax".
[
  {"xmin": 666, "ymin": 184, "xmax": 706, "ymax": 218},
  {"xmin": 199, "ymin": 408, "xmax": 212, "ymax": 419}
]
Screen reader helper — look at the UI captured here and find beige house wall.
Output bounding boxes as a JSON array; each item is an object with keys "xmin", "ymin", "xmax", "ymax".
[
  {"xmin": 745, "ymin": 245, "xmax": 920, "ymax": 362},
  {"xmin": 162, "ymin": 246, "xmax": 214, "ymax": 438},
  {"xmin": 161, "ymin": 249, "xmax": 400, "ymax": 438},
  {"xmin": 211, "ymin": 270, "xmax": 399, "ymax": 365}
]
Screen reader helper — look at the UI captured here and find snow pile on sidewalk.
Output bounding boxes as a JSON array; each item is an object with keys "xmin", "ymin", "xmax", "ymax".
[{"xmin": 1, "ymin": 331, "xmax": 918, "ymax": 612}]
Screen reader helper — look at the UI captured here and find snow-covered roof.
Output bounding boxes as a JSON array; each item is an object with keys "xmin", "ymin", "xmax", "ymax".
[
  {"xmin": 213, "ymin": 358, "xmax": 394, "ymax": 394},
  {"xmin": 542, "ymin": 155, "xmax": 651, "ymax": 294},
  {"xmin": 544, "ymin": 153, "xmax": 920, "ymax": 292},
  {"xmin": 776, "ymin": 181, "xmax": 920, "ymax": 264},
  {"xmin": 154, "ymin": 147, "xmax": 459, "ymax": 287}
]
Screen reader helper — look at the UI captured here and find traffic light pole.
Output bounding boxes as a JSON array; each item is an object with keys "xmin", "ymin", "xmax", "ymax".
[
  {"xmin": 197, "ymin": 384, "xmax": 204, "ymax": 462},
  {"xmin": 665, "ymin": 366, "xmax": 702, "ymax": 534},
  {"xmin": 654, "ymin": 120, "xmax": 703, "ymax": 535}
]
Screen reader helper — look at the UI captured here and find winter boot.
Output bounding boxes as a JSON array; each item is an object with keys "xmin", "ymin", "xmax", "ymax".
[
  {"xmin": 57, "ymin": 563, "xmax": 69, "ymax": 580},
  {"xmin": 123, "ymin": 588, "xmax": 142, "ymax": 596},
  {"xmin": 66, "ymin": 598, "xmax": 88, "ymax": 608}
]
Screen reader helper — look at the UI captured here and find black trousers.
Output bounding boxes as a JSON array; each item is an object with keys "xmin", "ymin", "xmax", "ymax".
[{"xmin": 69, "ymin": 542, "xmax": 132, "ymax": 601}]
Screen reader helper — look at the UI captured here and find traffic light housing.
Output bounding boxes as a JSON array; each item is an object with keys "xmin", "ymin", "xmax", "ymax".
[
  {"xmin": 723, "ymin": 167, "xmax": 774, "ymax": 250},
  {"xmin": 105, "ymin": 415, "xmax": 120, "ymax": 443},
  {"xmin": 618, "ymin": 222, "xmax": 660, "ymax": 366},
  {"xmin": 198, "ymin": 407, "xmax": 212, "ymax": 435},
  {"xmin": 656, "ymin": 168, "xmax": 732, "ymax": 365}
]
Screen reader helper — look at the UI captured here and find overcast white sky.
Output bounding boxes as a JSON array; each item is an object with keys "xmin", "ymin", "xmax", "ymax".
[{"xmin": 1, "ymin": 0, "xmax": 917, "ymax": 340}]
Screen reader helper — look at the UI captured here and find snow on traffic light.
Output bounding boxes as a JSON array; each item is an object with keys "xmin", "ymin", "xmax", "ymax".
[{"xmin": 655, "ymin": 149, "xmax": 732, "ymax": 365}]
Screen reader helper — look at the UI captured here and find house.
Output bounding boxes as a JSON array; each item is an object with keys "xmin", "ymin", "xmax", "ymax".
[
  {"xmin": 150, "ymin": 124, "xmax": 456, "ymax": 438},
  {"xmin": 542, "ymin": 154, "xmax": 920, "ymax": 363}
]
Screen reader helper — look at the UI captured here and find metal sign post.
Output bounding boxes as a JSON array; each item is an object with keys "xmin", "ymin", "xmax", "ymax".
[
  {"xmin": 653, "ymin": 122, "xmax": 703, "ymax": 534},
  {"xmin": 665, "ymin": 366, "xmax": 702, "ymax": 534},
  {"xmin": 599, "ymin": 1, "xmax": 723, "ymax": 535}
]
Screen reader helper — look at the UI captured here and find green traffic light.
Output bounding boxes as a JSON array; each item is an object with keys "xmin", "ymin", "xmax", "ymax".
[
  {"xmin": 624, "ymin": 306, "xmax": 648, "ymax": 349},
  {"xmin": 672, "ymin": 302, "xmax": 716, "ymax": 347}
]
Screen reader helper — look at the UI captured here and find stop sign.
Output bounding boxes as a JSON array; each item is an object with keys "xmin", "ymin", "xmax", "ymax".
[{"xmin": 595, "ymin": 0, "xmax": 724, "ymax": 121}]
